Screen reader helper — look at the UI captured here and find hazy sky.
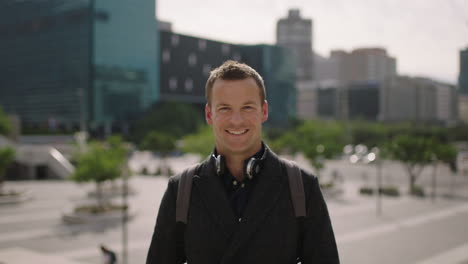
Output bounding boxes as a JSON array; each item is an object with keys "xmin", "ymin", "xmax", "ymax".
[{"xmin": 157, "ymin": 0, "xmax": 468, "ymax": 84}]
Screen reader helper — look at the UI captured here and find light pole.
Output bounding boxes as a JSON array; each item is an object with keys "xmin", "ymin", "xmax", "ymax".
[
  {"xmin": 77, "ymin": 88, "xmax": 87, "ymax": 134},
  {"xmin": 121, "ymin": 145, "xmax": 133, "ymax": 264},
  {"xmin": 367, "ymin": 147, "xmax": 382, "ymax": 216},
  {"xmin": 431, "ymin": 155, "xmax": 438, "ymax": 204}
]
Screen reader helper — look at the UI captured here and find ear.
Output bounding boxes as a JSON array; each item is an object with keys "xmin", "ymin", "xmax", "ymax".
[
  {"xmin": 205, "ymin": 104, "xmax": 213, "ymax": 125},
  {"xmin": 261, "ymin": 100, "xmax": 268, "ymax": 123}
]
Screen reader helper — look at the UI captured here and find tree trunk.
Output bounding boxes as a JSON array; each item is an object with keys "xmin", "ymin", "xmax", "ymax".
[
  {"xmin": 0, "ymin": 176, "xmax": 4, "ymax": 195},
  {"xmin": 407, "ymin": 165, "xmax": 416, "ymax": 194},
  {"xmin": 96, "ymin": 182, "xmax": 103, "ymax": 209}
]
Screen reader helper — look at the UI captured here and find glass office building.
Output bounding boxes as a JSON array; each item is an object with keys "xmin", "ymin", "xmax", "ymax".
[
  {"xmin": 0, "ymin": 0, "xmax": 158, "ymax": 133},
  {"xmin": 241, "ymin": 45, "xmax": 297, "ymax": 127},
  {"xmin": 459, "ymin": 48, "xmax": 468, "ymax": 96},
  {"xmin": 159, "ymin": 31, "xmax": 296, "ymax": 127}
]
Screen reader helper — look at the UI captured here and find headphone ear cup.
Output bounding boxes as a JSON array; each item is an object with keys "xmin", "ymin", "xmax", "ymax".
[
  {"xmin": 216, "ymin": 155, "xmax": 226, "ymax": 176},
  {"xmin": 245, "ymin": 158, "xmax": 259, "ymax": 179}
]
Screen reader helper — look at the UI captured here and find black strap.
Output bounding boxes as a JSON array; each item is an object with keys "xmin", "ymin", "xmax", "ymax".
[
  {"xmin": 176, "ymin": 164, "xmax": 198, "ymax": 223},
  {"xmin": 175, "ymin": 160, "xmax": 306, "ymax": 262},
  {"xmin": 282, "ymin": 159, "xmax": 306, "ymax": 217},
  {"xmin": 175, "ymin": 164, "xmax": 199, "ymax": 264}
]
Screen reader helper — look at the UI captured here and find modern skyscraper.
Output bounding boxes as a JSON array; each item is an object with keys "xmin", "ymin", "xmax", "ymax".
[
  {"xmin": 159, "ymin": 29, "xmax": 296, "ymax": 127},
  {"xmin": 276, "ymin": 9, "xmax": 314, "ymax": 81},
  {"xmin": 459, "ymin": 47, "xmax": 468, "ymax": 95},
  {"xmin": 380, "ymin": 76, "xmax": 458, "ymax": 124},
  {"xmin": 328, "ymin": 48, "xmax": 397, "ymax": 85},
  {"xmin": 0, "ymin": 0, "xmax": 159, "ymax": 133}
]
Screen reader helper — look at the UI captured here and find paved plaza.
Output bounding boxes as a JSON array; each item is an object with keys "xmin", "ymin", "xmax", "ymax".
[{"xmin": 1, "ymin": 154, "xmax": 468, "ymax": 263}]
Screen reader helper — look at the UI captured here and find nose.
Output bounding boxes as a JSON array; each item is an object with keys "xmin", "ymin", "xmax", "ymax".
[{"xmin": 230, "ymin": 110, "xmax": 244, "ymax": 125}]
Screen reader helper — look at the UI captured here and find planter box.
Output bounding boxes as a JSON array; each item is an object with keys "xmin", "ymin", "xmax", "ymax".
[
  {"xmin": 0, "ymin": 190, "xmax": 32, "ymax": 205},
  {"xmin": 62, "ymin": 206, "xmax": 136, "ymax": 224}
]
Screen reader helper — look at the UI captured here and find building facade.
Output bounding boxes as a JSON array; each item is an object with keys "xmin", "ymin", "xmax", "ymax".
[
  {"xmin": 380, "ymin": 76, "xmax": 458, "ymax": 125},
  {"xmin": 276, "ymin": 9, "xmax": 313, "ymax": 81},
  {"xmin": 459, "ymin": 47, "xmax": 468, "ymax": 96},
  {"xmin": 159, "ymin": 30, "xmax": 297, "ymax": 127},
  {"xmin": 0, "ymin": 0, "xmax": 159, "ymax": 133},
  {"xmin": 327, "ymin": 48, "xmax": 397, "ymax": 85}
]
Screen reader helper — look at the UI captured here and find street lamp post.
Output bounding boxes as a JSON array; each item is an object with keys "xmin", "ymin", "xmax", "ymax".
[
  {"xmin": 367, "ymin": 147, "xmax": 382, "ymax": 216},
  {"xmin": 376, "ymin": 156, "xmax": 382, "ymax": 216},
  {"xmin": 121, "ymin": 146, "xmax": 133, "ymax": 264},
  {"xmin": 431, "ymin": 156, "xmax": 438, "ymax": 204}
]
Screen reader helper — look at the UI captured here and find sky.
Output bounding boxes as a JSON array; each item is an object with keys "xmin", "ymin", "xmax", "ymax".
[{"xmin": 157, "ymin": 0, "xmax": 468, "ymax": 85}]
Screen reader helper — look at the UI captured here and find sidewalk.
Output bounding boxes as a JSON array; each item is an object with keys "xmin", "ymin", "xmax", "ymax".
[{"xmin": 0, "ymin": 247, "xmax": 85, "ymax": 264}]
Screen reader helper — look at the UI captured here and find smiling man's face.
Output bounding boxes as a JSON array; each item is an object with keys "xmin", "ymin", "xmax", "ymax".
[{"xmin": 205, "ymin": 77, "xmax": 268, "ymax": 158}]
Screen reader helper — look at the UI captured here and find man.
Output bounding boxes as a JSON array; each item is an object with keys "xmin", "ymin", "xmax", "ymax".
[
  {"xmin": 146, "ymin": 61, "xmax": 339, "ymax": 264},
  {"xmin": 100, "ymin": 244, "xmax": 117, "ymax": 264}
]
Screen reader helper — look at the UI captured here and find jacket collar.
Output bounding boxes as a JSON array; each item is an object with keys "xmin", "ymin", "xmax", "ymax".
[{"xmin": 192, "ymin": 145, "xmax": 286, "ymax": 259}]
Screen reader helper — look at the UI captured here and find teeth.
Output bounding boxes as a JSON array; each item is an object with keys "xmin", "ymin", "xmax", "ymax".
[{"xmin": 227, "ymin": 129, "xmax": 247, "ymax": 135}]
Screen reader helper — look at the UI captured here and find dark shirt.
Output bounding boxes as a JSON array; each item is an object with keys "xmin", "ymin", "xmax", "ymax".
[{"xmin": 219, "ymin": 146, "xmax": 264, "ymax": 219}]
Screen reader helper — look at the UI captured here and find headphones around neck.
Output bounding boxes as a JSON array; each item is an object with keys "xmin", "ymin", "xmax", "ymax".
[{"xmin": 212, "ymin": 146, "xmax": 268, "ymax": 179}]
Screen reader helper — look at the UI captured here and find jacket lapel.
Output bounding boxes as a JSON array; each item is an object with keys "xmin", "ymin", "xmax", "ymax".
[
  {"xmin": 221, "ymin": 151, "xmax": 286, "ymax": 263},
  {"xmin": 192, "ymin": 160, "xmax": 237, "ymax": 238}
]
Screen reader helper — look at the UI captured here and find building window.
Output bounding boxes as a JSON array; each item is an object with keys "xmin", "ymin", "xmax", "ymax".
[
  {"xmin": 188, "ymin": 53, "xmax": 197, "ymax": 66},
  {"xmin": 185, "ymin": 79, "xmax": 194, "ymax": 92},
  {"xmin": 66, "ymin": 8, "xmax": 88, "ymax": 24},
  {"xmin": 162, "ymin": 49, "xmax": 170, "ymax": 63},
  {"xmin": 171, "ymin": 35, "xmax": 179, "ymax": 46},
  {"xmin": 233, "ymin": 52, "xmax": 241, "ymax": 61},
  {"xmin": 198, "ymin": 39, "xmax": 207, "ymax": 51},
  {"xmin": 169, "ymin": 77, "xmax": 178, "ymax": 90},
  {"xmin": 222, "ymin": 44, "xmax": 230, "ymax": 55},
  {"xmin": 203, "ymin": 64, "xmax": 211, "ymax": 76},
  {"xmin": 95, "ymin": 10, "xmax": 109, "ymax": 22}
]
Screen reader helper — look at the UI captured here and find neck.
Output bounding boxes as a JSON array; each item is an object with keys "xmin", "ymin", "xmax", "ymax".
[
  {"xmin": 217, "ymin": 142, "xmax": 263, "ymax": 181},
  {"xmin": 225, "ymin": 155, "xmax": 246, "ymax": 181}
]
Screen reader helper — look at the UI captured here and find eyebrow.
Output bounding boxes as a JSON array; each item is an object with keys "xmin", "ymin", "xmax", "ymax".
[
  {"xmin": 243, "ymin": 100, "xmax": 257, "ymax": 105},
  {"xmin": 215, "ymin": 101, "xmax": 257, "ymax": 107}
]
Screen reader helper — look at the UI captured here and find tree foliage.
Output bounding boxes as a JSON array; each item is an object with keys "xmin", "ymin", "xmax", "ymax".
[
  {"xmin": 385, "ymin": 134, "xmax": 452, "ymax": 194},
  {"xmin": 0, "ymin": 106, "xmax": 11, "ymax": 136},
  {"xmin": 350, "ymin": 121, "xmax": 388, "ymax": 148},
  {"xmin": 71, "ymin": 136, "xmax": 126, "ymax": 184},
  {"xmin": 71, "ymin": 136, "xmax": 128, "ymax": 206},
  {"xmin": 181, "ymin": 125, "xmax": 215, "ymax": 159},
  {"xmin": 132, "ymin": 102, "xmax": 204, "ymax": 144},
  {"xmin": 0, "ymin": 147, "xmax": 15, "ymax": 193},
  {"xmin": 139, "ymin": 131, "xmax": 176, "ymax": 156},
  {"xmin": 271, "ymin": 120, "xmax": 346, "ymax": 177}
]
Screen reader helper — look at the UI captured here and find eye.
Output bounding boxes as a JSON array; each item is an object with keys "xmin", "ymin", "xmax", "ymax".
[{"xmin": 218, "ymin": 107, "xmax": 230, "ymax": 112}]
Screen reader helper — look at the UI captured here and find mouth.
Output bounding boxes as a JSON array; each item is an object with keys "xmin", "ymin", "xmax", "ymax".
[{"xmin": 226, "ymin": 129, "xmax": 249, "ymax": 135}]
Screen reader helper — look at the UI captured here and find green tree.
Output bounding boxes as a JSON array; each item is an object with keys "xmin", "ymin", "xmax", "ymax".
[
  {"xmin": 350, "ymin": 121, "xmax": 388, "ymax": 148},
  {"xmin": 386, "ymin": 134, "xmax": 434, "ymax": 195},
  {"xmin": 181, "ymin": 125, "xmax": 215, "ymax": 159},
  {"xmin": 132, "ymin": 102, "xmax": 204, "ymax": 144},
  {"xmin": 71, "ymin": 136, "xmax": 127, "ymax": 207},
  {"xmin": 271, "ymin": 120, "xmax": 346, "ymax": 178},
  {"xmin": 140, "ymin": 132, "xmax": 176, "ymax": 155},
  {"xmin": 140, "ymin": 132, "xmax": 176, "ymax": 175},
  {"xmin": 0, "ymin": 147, "xmax": 15, "ymax": 195},
  {"xmin": 0, "ymin": 107, "xmax": 11, "ymax": 136},
  {"xmin": 0, "ymin": 106, "xmax": 15, "ymax": 195}
]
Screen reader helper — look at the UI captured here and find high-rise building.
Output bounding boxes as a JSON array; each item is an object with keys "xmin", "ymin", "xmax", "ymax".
[
  {"xmin": 380, "ymin": 76, "xmax": 458, "ymax": 125},
  {"xmin": 327, "ymin": 48, "xmax": 397, "ymax": 85},
  {"xmin": 276, "ymin": 9, "xmax": 313, "ymax": 81},
  {"xmin": 459, "ymin": 47, "xmax": 468, "ymax": 95},
  {"xmin": 0, "ymin": 0, "xmax": 158, "ymax": 133},
  {"xmin": 159, "ymin": 30, "xmax": 297, "ymax": 127}
]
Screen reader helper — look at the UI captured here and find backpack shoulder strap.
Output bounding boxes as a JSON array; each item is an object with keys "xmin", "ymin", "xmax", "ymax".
[
  {"xmin": 282, "ymin": 159, "xmax": 306, "ymax": 218},
  {"xmin": 176, "ymin": 163, "xmax": 199, "ymax": 224}
]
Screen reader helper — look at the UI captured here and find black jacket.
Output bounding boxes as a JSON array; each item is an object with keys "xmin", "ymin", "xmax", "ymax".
[{"xmin": 146, "ymin": 149, "xmax": 340, "ymax": 264}]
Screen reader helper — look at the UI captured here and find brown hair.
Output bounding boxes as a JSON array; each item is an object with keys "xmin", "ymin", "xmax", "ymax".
[{"xmin": 205, "ymin": 60, "xmax": 266, "ymax": 105}]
